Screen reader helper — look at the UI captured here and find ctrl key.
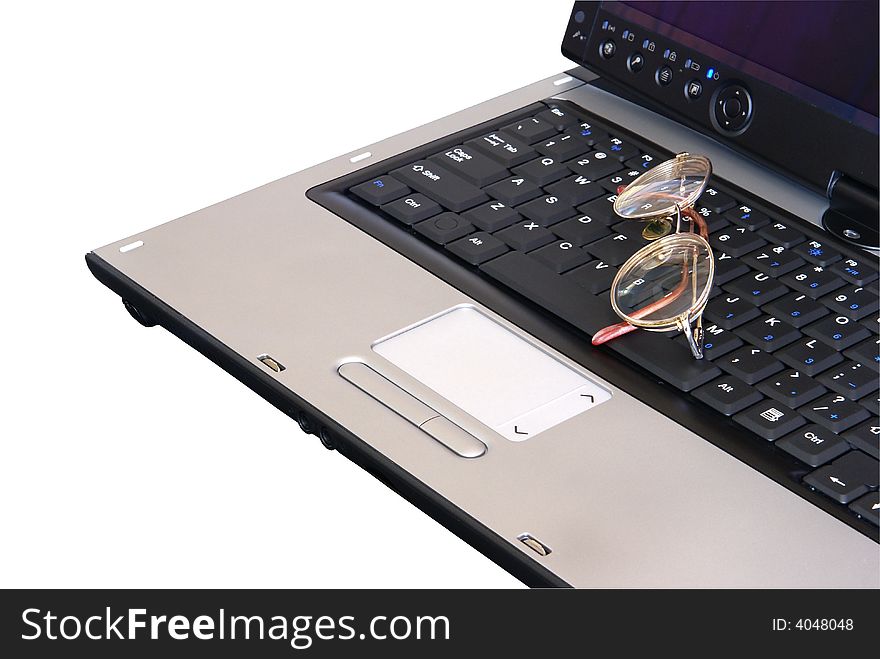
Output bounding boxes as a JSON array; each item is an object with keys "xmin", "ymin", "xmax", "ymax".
[{"xmin": 804, "ymin": 450, "xmax": 879, "ymax": 504}]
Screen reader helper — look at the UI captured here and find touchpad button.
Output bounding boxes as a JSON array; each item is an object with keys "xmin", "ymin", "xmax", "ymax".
[{"xmin": 373, "ymin": 307, "xmax": 611, "ymax": 441}]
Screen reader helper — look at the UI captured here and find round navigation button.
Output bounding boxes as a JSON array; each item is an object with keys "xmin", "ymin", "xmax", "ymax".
[
  {"xmin": 599, "ymin": 39, "xmax": 616, "ymax": 59},
  {"xmin": 627, "ymin": 52, "xmax": 645, "ymax": 73},
  {"xmin": 655, "ymin": 65, "xmax": 673, "ymax": 86},
  {"xmin": 711, "ymin": 83, "xmax": 754, "ymax": 135},
  {"xmin": 685, "ymin": 79, "xmax": 703, "ymax": 100},
  {"xmin": 723, "ymin": 97, "xmax": 742, "ymax": 118}
]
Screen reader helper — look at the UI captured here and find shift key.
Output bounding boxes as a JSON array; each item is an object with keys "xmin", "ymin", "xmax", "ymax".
[{"xmin": 391, "ymin": 161, "xmax": 488, "ymax": 213}]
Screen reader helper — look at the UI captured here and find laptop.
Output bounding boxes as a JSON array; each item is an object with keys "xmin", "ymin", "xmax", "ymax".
[{"xmin": 87, "ymin": 1, "xmax": 879, "ymax": 587}]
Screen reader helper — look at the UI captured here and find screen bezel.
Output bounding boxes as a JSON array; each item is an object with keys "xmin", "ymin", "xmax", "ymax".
[
  {"xmin": 613, "ymin": 1, "xmax": 878, "ymax": 131},
  {"xmin": 561, "ymin": 1, "xmax": 879, "ymax": 194}
]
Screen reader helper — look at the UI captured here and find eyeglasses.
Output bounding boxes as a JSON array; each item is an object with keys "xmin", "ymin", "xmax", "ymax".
[{"xmin": 592, "ymin": 153, "xmax": 715, "ymax": 359}]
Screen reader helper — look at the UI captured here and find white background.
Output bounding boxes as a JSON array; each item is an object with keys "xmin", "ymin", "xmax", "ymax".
[{"xmin": 0, "ymin": 1, "xmax": 572, "ymax": 587}]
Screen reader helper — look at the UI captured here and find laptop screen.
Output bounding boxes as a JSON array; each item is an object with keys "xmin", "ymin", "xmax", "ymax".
[{"xmin": 614, "ymin": 0, "xmax": 879, "ymax": 131}]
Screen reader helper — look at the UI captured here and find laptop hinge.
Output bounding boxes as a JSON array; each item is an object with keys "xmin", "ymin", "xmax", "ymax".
[{"xmin": 822, "ymin": 172, "xmax": 879, "ymax": 250}]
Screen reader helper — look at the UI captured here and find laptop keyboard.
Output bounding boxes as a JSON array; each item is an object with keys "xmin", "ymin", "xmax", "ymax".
[{"xmin": 335, "ymin": 99, "xmax": 879, "ymax": 532}]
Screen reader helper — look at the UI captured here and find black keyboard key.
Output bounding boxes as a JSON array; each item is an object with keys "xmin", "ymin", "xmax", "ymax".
[
  {"xmin": 536, "ymin": 105, "xmax": 579, "ymax": 130},
  {"xmin": 483, "ymin": 176, "xmax": 542, "ymax": 207},
  {"xmin": 428, "ymin": 145, "xmax": 508, "ymax": 187},
  {"xmin": 817, "ymin": 361, "xmax": 878, "ymax": 401},
  {"xmin": 725, "ymin": 272, "xmax": 789, "ymax": 306},
  {"xmin": 710, "ymin": 226, "xmax": 766, "ymax": 257},
  {"xmin": 718, "ymin": 346, "xmax": 784, "ymax": 384},
  {"xmin": 739, "ymin": 315, "xmax": 801, "ymax": 352},
  {"xmin": 565, "ymin": 260, "xmax": 618, "ymax": 294},
  {"xmin": 531, "ymin": 240, "xmax": 593, "ymax": 273},
  {"xmin": 380, "ymin": 193, "xmax": 442, "ymax": 225},
  {"xmin": 605, "ymin": 330, "xmax": 722, "ymax": 392},
  {"xmin": 713, "ymin": 253, "xmax": 750, "ymax": 285},
  {"xmin": 597, "ymin": 168, "xmax": 643, "ymax": 194},
  {"xmin": 831, "ymin": 256, "xmax": 878, "ymax": 286},
  {"xmin": 844, "ymin": 418, "xmax": 880, "ymax": 459},
  {"xmin": 350, "ymin": 175, "xmax": 410, "ymax": 206},
  {"xmin": 777, "ymin": 337, "xmax": 844, "ymax": 376},
  {"xmin": 494, "ymin": 220, "xmax": 556, "ymax": 251},
  {"xmin": 585, "ymin": 232, "xmax": 640, "ymax": 267},
  {"xmin": 479, "ymin": 251, "xmax": 617, "ymax": 334},
  {"xmin": 776, "ymin": 424, "xmax": 850, "ymax": 467},
  {"xmin": 577, "ymin": 195, "xmax": 619, "ymax": 225},
  {"xmin": 844, "ymin": 336, "xmax": 880, "ymax": 370},
  {"xmin": 823, "ymin": 285, "xmax": 879, "ymax": 321},
  {"xmin": 685, "ymin": 323, "xmax": 742, "ymax": 359},
  {"xmin": 758, "ymin": 221, "xmax": 805, "ymax": 248},
  {"xmin": 705, "ymin": 293, "xmax": 762, "ymax": 329},
  {"xmin": 535, "ymin": 134, "xmax": 590, "ymax": 161},
  {"xmin": 566, "ymin": 121, "xmax": 608, "ymax": 146},
  {"xmin": 742, "ymin": 246, "xmax": 805, "ymax": 276},
  {"xmin": 516, "ymin": 195, "xmax": 577, "ymax": 226},
  {"xmin": 803, "ymin": 314, "xmax": 871, "ymax": 350},
  {"xmin": 804, "ymin": 451, "xmax": 879, "ymax": 504},
  {"xmin": 781, "ymin": 265, "xmax": 845, "ymax": 299},
  {"xmin": 690, "ymin": 204, "xmax": 719, "ymax": 229},
  {"xmin": 465, "ymin": 132, "xmax": 536, "ymax": 167},
  {"xmin": 724, "ymin": 205, "xmax": 770, "ymax": 231},
  {"xmin": 693, "ymin": 375, "xmax": 763, "ymax": 415},
  {"xmin": 552, "ymin": 214, "xmax": 612, "ymax": 246},
  {"xmin": 859, "ymin": 392, "xmax": 879, "ymax": 414},
  {"xmin": 512, "ymin": 156, "xmax": 570, "ymax": 186},
  {"xmin": 413, "ymin": 212, "xmax": 474, "ymax": 245},
  {"xmin": 699, "ymin": 187, "xmax": 737, "ymax": 213},
  {"xmin": 757, "ymin": 369, "xmax": 826, "ymax": 408},
  {"xmin": 849, "ymin": 492, "xmax": 880, "ymax": 526},
  {"xmin": 462, "ymin": 200, "xmax": 521, "ymax": 232},
  {"xmin": 733, "ymin": 401, "xmax": 805, "ymax": 440},
  {"xmin": 501, "ymin": 116, "xmax": 557, "ymax": 144},
  {"xmin": 624, "ymin": 153, "xmax": 658, "ymax": 172},
  {"xmin": 595, "ymin": 137, "xmax": 638, "ymax": 162},
  {"xmin": 391, "ymin": 161, "xmax": 488, "ymax": 212},
  {"xmin": 447, "ymin": 232, "xmax": 508, "ymax": 265},
  {"xmin": 794, "ymin": 239, "xmax": 842, "ymax": 267},
  {"xmin": 544, "ymin": 174, "xmax": 605, "ymax": 206},
  {"xmin": 566, "ymin": 151, "xmax": 621, "ymax": 181},
  {"xmin": 801, "ymin": 393, "xmax": 870, "ymax": 433},
  {"xmin": 763, "ymin": 293, "xmax": 829, "ymax": 328}
]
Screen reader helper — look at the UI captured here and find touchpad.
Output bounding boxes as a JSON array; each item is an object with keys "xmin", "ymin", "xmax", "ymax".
[{"xmin": 373, "ymin": 307, "xmax": 610, "ymax": 441}]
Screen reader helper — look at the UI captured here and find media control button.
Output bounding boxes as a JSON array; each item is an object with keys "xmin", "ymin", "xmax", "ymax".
[
  {"xmin": 599, "ymin": 39, "xmax": 616, "ymax": 59},
  {"xmin": 655, "ymin": 65, "xmax": 673, "ymax": 86},
  {"xmin": 627, "ymin": 52, "xmax": 645, "ymax": 73},
  {"xmin": 686, "ymin": 79, "xmax": 703, "ymax": 100}
]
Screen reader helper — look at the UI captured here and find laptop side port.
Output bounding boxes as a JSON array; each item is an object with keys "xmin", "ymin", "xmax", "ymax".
[
  {"xmin": 517, "ymin": 533, "xmax": 552, "ymax": 556},
  {"xmin": 257, "ymin": 354, "xmax": 285, "ymax": 373}
]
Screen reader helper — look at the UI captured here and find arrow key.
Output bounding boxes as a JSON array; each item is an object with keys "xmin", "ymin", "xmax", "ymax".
[
  {"xmin": 843, "ymin": 418, "xmax": 880, "ymax": 459},
  {"xmin": 804, "ymin": 450, "xmax": 879, "ymax": 504},
  {"xmin": 849, "ymin": 492, "xmax": 880, "ymax": 526}
]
